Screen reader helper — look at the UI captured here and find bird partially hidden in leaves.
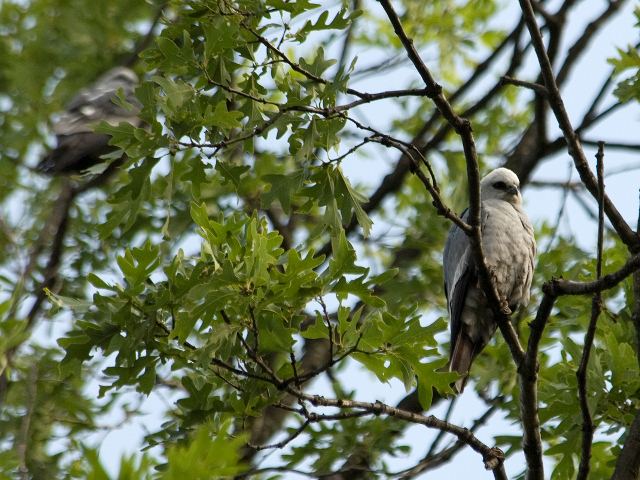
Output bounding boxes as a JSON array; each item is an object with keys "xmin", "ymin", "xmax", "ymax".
[
  {"xmin": 443, "ymin": 168, "xmax": 536, "ymax": 393},
  {"xmin": 37, "ymin": 67, "xmax": 142, "ymax": 174}
]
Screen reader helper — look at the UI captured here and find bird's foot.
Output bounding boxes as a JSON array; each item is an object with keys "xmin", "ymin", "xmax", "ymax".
[{"xmin": 483, "ymin": 447, "xmax": 505, "ymax": 470}]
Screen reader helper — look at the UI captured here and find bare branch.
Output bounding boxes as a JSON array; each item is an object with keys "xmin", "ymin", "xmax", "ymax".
[
  {"xmin": 519, "ymin": 290, "xmax": 556, "ymax": 480},
  {"xmin": 425, "ymin": 398, "xmax": 457, "ymax": 458},
  {"xmin": 611, "ymin": 194, "xmax": 640, "ymax": 479},
  {"xmin": 544, "ymin": 253, "xmax": 640, "ymax": 297},
  {"xmin": 555, "ymin": 1, "xmax": 627, "ymax": 87},
  {"xmin": 576, "ymin": 143, "xmax": 605, "ymax": 480},
  {"xmin": 518, "ymin": 0, "xmax": 639, "ymax": 251},
  {"xmin": 288, "ymin": 389, "xmax": 506, "ymax": 473},
  {"xmin": 248, "ymin": 419, "xmax": 310, "ymax": 451},
  {"xmin": 397, "ymin": 400, "xmax": 501, "ymax": 479},
  {"xmin": 581, "ymin": 140, "xmax": 640, "ymax": 152},
  {"xmin": 122, "ymin": 2, "xmax": 167, "ymax": 68},
  {"xmin": 364, "ymin": 131, "xmax": 470, "ymax": 233},
  {"xmin": 500, "ymin": 75, "xmax": 548, "ymax": 96},
  {"xmin": 611, "ymin": 409, "xmax": 640, "ymax": 480},
  {"xmin": 337, "ymin": 0, "xmax": 361, "ymax": 72}
]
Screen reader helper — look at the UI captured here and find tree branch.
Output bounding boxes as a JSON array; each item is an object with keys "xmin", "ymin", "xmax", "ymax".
[
  {"xmin": 544, "ymin": 253, "xmax": 640, "ymax": 297},
  {"xmin": 232, "ymin": 313, "xmax": 507, "ymax": 475},
  {"xmin": 122, "ymin": 2, "xmax": 167, "ymax": 68},
  {"xmin": 288, "ymin": 389, "xmax": 506, "ymax": 473},
  {"xmin": 316, "ymin": 16, "xmax": 527, "ymax": 259},
  {"xmin": 611, "ymin": 409, "xmax": 640, "ymax": 480},
  {"xmin": 500, "ymin": 75, "xmax": 548, "ymax": 96},
  {"xmin": 517, "ymin": 0, "xmax": 639, "ymax": 251},
  {"xmin": 610, "ymin": 194, "xmax": 640, "ymax": 479},
  {"xmin": 576, "ymin": 143, "xmax": 605, "ymax": 480},
  {"xmin": 555, "ymin": 1, "xmax": 626, "ymax": 87},
  {"xmin": 397, "ymin": 400, "xmax": 502, "ymax": 479},
  {"xmin": 378, "ymin": 0, "xmax": 525, "ymax": 369}
]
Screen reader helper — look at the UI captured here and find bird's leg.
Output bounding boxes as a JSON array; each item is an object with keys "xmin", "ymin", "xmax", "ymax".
[
  {"xmin": 487, "ymin": 266, "xmax": 512, "ymax": 315},
  {"xmin": 483, "ymin": 446, "xmax": 505, "ymax": 470},
  {"xmin": 499, "ymin": 298, "xmax": 512, "ymax": 316}
]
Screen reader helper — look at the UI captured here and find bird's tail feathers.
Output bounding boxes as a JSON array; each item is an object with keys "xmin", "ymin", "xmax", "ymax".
[{"xmin": 450, "ymin": 333, "xmax": 475, "ymax": 393}]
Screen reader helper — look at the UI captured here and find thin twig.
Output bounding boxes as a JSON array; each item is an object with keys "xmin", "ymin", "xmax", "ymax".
[
  {"xmin": 202, "ymin": 68, "xmax": 431, "ymax": 114},
  {"xmin": 555, "ymin": 1, "xmax": 627, "ymax": 87},
  {"xmin": 289, "ymin": 349, "xmax": 300, "ymax": 388},
  {"xmin": 575, "ymin": 142, "xmax": 605, "ymax": 480},
  {"xmin": 288, "ymin": 389, "xmax": 506, "ymax": 472},
  {"xmin": 122, "ymin": 2, "xmax": 167, "ymax": 68},
  {"xmin": 397, "ymin": 400, "xmax": 501, "ymax": 479},
  {"xmin": 500, "ymin": 76, "xmax": 548, "ymax": 96},
  {"xmin": 425, "ymin": 397, "xmax": 457, "ymax": 458},
  {"xmin": 317, "ymin": 297, "xmax": 334, "ymax": 362},
  {"xmin": 337, "ymin": 0, "xmax": 361, "ymax": 72},
  {"xmin": 581, "ymin": 139, "xmax": 640, "ymax": 152},
  {"xmin": 248, "ymin": 419, "xmax": 310, "ymax": 451},
  {"xmin": 354, "ymin": 126, "xmax": 469, "ymax": 233},
  {"xmin": 541, "ymin": 163, "xmax": 573, "ymax": 253}
]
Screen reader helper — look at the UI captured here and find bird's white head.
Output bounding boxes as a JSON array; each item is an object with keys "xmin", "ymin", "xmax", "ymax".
[
  {"xmin": 480, "ymin": 167, "xmax": 522, "ymax": 205},
  {"xmin": 96, "ymin": 67, "xmax": 139, "ymax": 91}
]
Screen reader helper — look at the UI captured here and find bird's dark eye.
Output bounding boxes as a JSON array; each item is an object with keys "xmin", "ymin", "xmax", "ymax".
[{"xmin": 493, "ymin": 181, "xmax": 507, "ymax": 190}]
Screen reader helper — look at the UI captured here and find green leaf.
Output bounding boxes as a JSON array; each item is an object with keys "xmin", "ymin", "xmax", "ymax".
[
  {"xmin": 163, "ymin": 420, "xmax": 246, "ymax": 479},
  {"xmin": 299, "ymin": 47, "xmax": 336, "ymax": 77},
  {"xmin": 156, "ymin": 37, "xmax": 184, "ymax": 63},
  {"xmin": 190, "ymin": 201, "xmax": 211, "ymax": 230},
  {"xmin": 262, "ymin": 170, "xmax": 305, "ymax": 213},
  {"xmin": 87, "ymin": 273, "xmax": 114, "ymax": 291},
  {"xmin": 205, "ymin": 101, "xmax": 243, "ymax": 133},
  {"xmin": 215, "ymin": 161, "xmax": 250, "ymax": 189},
  {"xmin": 334, "ymin": 167, "xmax": 372, "ymax": 238},
  {"xmin": 153, "ymin": 75, "xmax": 194, "ymax": 112},
  {"xmin": 296, "ymin": 9, "xmax": 357, "ymax": 37},
  {"xmin": 116, "ymin": 241, "xmax": 160, "ymax": 289},
  {"xmin": 325, "ymin": 229, "xmax": 368, "ymax": 280}
]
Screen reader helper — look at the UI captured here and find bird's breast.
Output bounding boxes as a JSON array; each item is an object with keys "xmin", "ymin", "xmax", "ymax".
[{"xmin": 481, "ymin": 201, "xmax": 535, "ymax": 306}]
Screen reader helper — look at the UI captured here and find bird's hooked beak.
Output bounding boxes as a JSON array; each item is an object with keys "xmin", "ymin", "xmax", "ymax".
[{"xmin": 507, "ymin": 185, "xmax": 519, "ymax": 196}]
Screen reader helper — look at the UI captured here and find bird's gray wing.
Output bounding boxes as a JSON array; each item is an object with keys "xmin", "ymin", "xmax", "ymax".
[
  {"xmin": 55, "ymin": 80, "xmax": 140, "ymax": 135},
  {"xmin": 443, "ymin": 209, "xmax": 476, "ymax": 359},
  {"xmin": 39, "ymin": 68, "xmax": 142, "ymax": 174},
  {"xmin": 37, "ymin": 132, "xmax": 113, "ymax": 173}
]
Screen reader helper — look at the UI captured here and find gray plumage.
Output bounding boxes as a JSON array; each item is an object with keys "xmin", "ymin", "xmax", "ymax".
[
  {"xmin": 444, "ymin": 168, "xmax": 535, "ymax": 392},
  {"xmin": 38, "ymin": 67, "xmax": 142, "ymax": 174}
]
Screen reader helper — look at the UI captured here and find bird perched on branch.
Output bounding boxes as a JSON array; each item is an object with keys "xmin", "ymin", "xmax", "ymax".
[
  {"xmin": 37, "ymin": 66, "xmax": 142, "ymax": 174},
  {"xmin": 444, "ymin": 167, "xmax": 535, "ymax": 393}
]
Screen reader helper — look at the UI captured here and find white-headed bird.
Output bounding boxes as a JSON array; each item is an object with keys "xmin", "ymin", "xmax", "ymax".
[
  {"xmin": 38, "ymin": 67, "xmax": 142, "ymax": 174},
  {"xmin": 444, "ymin": 168, "xmax": 535, "ymax": 392}
]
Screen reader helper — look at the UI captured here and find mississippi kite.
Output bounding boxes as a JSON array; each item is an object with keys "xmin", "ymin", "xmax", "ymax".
[
  {"xmin": 38, "ymin": 67, "xmax": 142, "ymax": 174},
  {"xmin": 444, "ymin": 167, "xmax": 535, "ymax": 392}
]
